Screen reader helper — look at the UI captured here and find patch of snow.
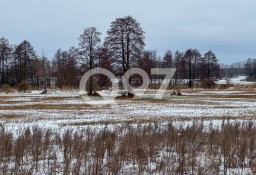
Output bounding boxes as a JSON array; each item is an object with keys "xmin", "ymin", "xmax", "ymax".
[{"xmin": 216, "ymin": 76, "xmax": 256, "ymax": 85}]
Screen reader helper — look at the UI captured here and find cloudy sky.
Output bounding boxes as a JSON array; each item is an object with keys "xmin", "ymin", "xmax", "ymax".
[{"xmin": 0, "ymin": 0, "xmax": 255, "ymax": 63}]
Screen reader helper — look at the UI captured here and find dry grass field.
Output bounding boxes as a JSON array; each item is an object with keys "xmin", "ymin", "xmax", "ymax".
[
  {"xmin": 1, "ymin": 82, "xmax": 256, "ymax": 174},
  {"xmin": 1, "ymin": 88, "xmax": 256, "ymax": 130}
]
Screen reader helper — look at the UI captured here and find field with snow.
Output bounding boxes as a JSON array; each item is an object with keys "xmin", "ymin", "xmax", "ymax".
[
  {"xmin": 1, "ymin": 76, "xmax": 256, "ymax": 174},
  {"xmin": 1, "ymin": 87, "xmax": 256, "ymax": 133}
]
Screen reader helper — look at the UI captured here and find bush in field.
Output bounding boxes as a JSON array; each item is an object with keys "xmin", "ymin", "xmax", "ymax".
[
  {"xmin": 0, "ymin": 84, "xmax": 13, "ymax": 93},
  {"xmin": 201, "ymin": 78, "xmax": 216, "ymax": 89},
  {"xmin": 17, "ymin": 80, "xmax": 31, "ymax": 92}
]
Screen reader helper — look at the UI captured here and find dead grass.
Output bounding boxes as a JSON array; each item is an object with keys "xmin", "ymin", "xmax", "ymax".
[
  {"xmin": 201, "ymin": 94, "xmax": 256, "ymax": 99},
  {"xmin": 1, "ymin": 89, "xmax": 256, "ymax": 124},
  {"xmin": 60, "ymin": 115, "xmax": 256, "ymax": 127},
  {"xmin": 0, "ymin": 114, "xmax": 20, "ymax": 119},
  {"xmin": 2, "ymin": 120, "xmax": 256, "ymax": 174},
  {"xmin": 0, "ymin": 103, "xmax": 95, "ymax": 111}
]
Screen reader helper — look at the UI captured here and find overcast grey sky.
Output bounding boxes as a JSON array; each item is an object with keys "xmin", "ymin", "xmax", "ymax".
[{"xmin": 1, "ymin": 0, "xmax": 256, "ymax": 63}]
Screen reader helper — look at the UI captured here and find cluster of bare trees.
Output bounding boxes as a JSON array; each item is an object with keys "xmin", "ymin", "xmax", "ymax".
[
  {"xmin": 1, "ymin": 120, "xmax": 256, "ymax": 174},
  {"xmin": 161, "ymin": 49, "xmax": 220, "ymax": 87},
  {"xmin": 1, "ymin": 16, "xmax": 221, "ymax": 92},
  {"xmin": 0, "ymin": 38, "xmax": 51, "ymax": 87}
]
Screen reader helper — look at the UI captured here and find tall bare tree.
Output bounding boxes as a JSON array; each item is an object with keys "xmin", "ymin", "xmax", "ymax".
[
  {"xmin": 0, "ymin": 37, "xmax": 13, "ymax": 85},
  {"xmin": 202, "ymin": 50, "xmax": 220, "ymax": 79},
  {"xmin": 163, "ymin": 50, "xmax": 173, "ymax": 68},
  {"xmin": 138, "ymin": 50, "xmax": 155, "ymax": 83},
  {"xmin": 184, "ymin": 49, "xmax": 201, "ymax": 87},
  {"xmin": 13, "ymin": 40, "xmax": 36, "ymax": 83},
  {"xmin": 79, "ymin": 27, "xmax": 101, "ymax": 95},
  {"xmin": 41, "ymin": 51, "xmax": 47, "ymax": 94},
  {"xmin": 104, "ymin": 16, "xmax": 145, "ymax": 96},
  {"xmin": 173, "ymin": 50, "xmax": 183, "ymax": 85}
]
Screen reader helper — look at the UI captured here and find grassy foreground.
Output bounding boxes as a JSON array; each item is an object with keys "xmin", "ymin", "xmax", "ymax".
[{"xmin": 0, "ymin": 120, "xmax": 256, "ymax": 174}]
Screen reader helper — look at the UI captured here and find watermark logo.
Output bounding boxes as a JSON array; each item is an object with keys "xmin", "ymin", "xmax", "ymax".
[{"xmin": 79, "ymin": 68, "xmax": 176, "ymax": 107}]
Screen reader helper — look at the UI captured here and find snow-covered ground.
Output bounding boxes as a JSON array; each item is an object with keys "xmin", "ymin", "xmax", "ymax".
[
  {"xmin": 0, "ymin": 76, "xmax": 255, "ymax": 132},
  {"xmin": 216, "ymin": 75, "xmax": 255, "ymax": 85},
  {"xmin": 1, "ymin": 80, "xmax": 256, "ymax": 175},
  {"xmin": 1, "ymin": 87, "xmax": 256, "ymax": 134}
]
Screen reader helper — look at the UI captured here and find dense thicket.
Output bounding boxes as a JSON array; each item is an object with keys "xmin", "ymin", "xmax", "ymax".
[{"xmin": 0, "ymin": 121, "xmax": 256, "ymax": 174}]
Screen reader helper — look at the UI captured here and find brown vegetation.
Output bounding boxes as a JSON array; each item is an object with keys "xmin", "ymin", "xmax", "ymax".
[
  {"xmin": 1, "ymin": 121, "xmax": 256, "ymax": 174},
  {"xmin": 17, "ymin": 81, "xmax": 31, "ymax": 92}
]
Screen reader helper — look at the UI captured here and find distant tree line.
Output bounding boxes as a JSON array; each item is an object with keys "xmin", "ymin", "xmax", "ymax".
[
  {"xmin": 221, "ymin": 58, "xmax": 256, "ymax": 80},
  {"xmin": 0, "ymin": 16, "xmax": 223, "ymax": 92}
]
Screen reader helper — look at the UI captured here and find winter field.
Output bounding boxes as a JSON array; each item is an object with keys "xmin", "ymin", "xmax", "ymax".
[
  {"xmin": 1, "ymin": 76, "xmax": 256, "ymax": 131},
  {"xmin": 1, "ymin": 76, "xmax": 256, "ymax": 174},
  {"xmin": 1, "ymin": 87, "xmax": 256, "ymax": 132}
]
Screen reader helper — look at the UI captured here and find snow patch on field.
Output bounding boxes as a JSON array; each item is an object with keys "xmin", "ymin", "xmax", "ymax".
[
  {"xmin": 1, "ymin": 89, "xmax": 256, "ymax": 132},
  {"xmin": 216, "ymin": 76, "xmax": 255, "ymax": 85}
]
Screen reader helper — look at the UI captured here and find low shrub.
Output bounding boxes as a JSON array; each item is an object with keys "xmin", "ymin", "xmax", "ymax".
[
  {"xmin": 201, "ymin": 78, "xmax": 216, "ymax": 89},
  {"xmin": 0, "ymin": 84, "xmax": 13, "ymax": 93},
  {"xmin": 17, "ymin": 80, "xmax": 31, "ymax": 92}
]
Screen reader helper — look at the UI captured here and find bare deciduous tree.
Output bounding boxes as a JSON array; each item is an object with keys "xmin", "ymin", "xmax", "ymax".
[
  {"xmin": 203, "ymin": 50, "xmax": 220, "ymax": 79},
  {"xmin": 163, "ymin": 50, "xmax": 173, "ymax": 68},
  {"xmin": 79, "ymin": 27, "xmax": 101, "ymax": 95},
  {"xmin": 104, "ymin": 16, "xmax": 145, "ymax": 96},
  {"xmin": 173, "ymin": 50, "xmax": 183, "ymax": 85},
  {"xmin": 41, "ymin": 51, "xmax": 47, "ymax": 94},
  {"xmin": 13, "ymin": 40, "xmax": 36, "ymax": 83},
  {"xmin": 0, "ymin": 37, "xmax": 12, "ymax": 85},
  {"xmin": 184, "ymin": 49, "xmax": 201, "ymax": 87}
]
